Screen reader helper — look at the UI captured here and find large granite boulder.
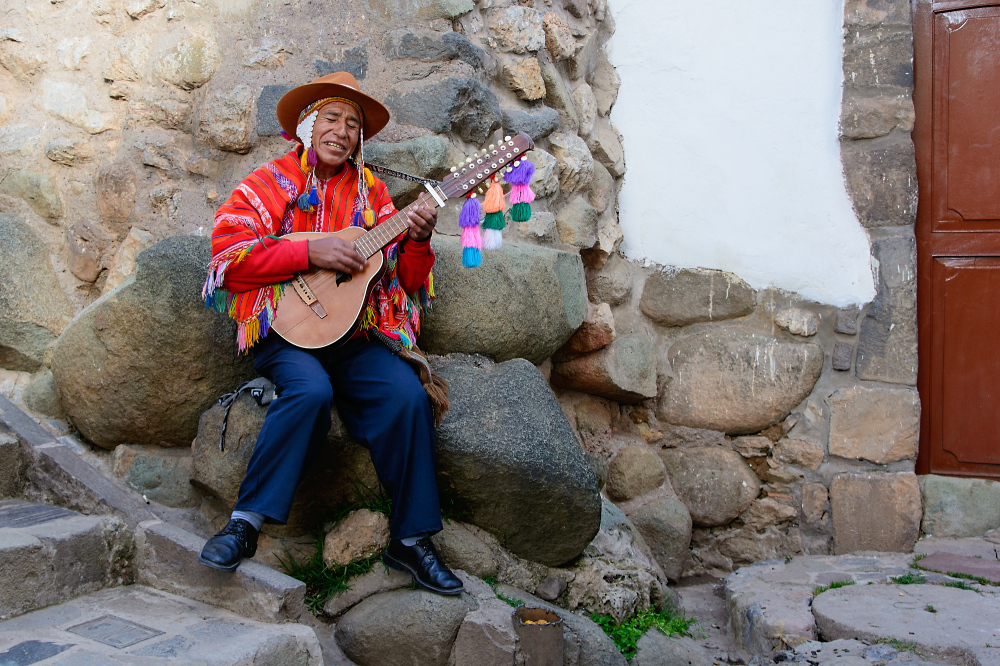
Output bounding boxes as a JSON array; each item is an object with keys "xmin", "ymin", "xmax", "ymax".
[
  {"xmin": 551, "ymin": 331, "xmax": 657, "ymax": 403},
  {"xmin": 627, "ymin": 495, "xmax": 692, "ymax": 581},
  {"xmin": 420, "ymin": 237, "xmax": 587, "ymax": 364},
  {"xmin": 0, "ymin": 214, "xmax": 74, "ymax": 371},
  {"xmin": 640, "ymin": 267, "xmax": 756, "ymax": 327},
  {"xmin": 660, "ymin": 446, "xmax": 760, "ymax": 527},
  {"xmin": 52, "ymin": 236, "xmax": 254, "ymax": 449},
  {"xmin": 335, "ymin": 588, "xmax": 475, "ymax": 666},
  {"xmin": 658, "ymin": 327, "xmax": 823, "ymax": 435},
  {"xmin": 432, "ymin": 354, "xmax": 602, "ymax": 566},
  {"xmin": 191, "ymin": 392, "xmax": 380, "ymax": 531}
]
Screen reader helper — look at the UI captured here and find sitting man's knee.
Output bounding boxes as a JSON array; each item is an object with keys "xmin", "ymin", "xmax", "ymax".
[{"xmin": 284, "ymin": 380, "xmax": 333, "ymax": 410}]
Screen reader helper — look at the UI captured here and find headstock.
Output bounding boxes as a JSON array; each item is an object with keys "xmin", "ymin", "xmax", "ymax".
[{"xmin": 438, "ymin": 132, "xmax": 536, "ymax": 201}]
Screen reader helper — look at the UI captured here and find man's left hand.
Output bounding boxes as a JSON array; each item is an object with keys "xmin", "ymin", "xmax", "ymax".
[{"xmin": 406, "ymin": 204, "xmax": 437, "ymax": 242}]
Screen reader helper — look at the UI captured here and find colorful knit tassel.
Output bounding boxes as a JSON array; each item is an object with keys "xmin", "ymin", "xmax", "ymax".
[
  {"xmin": 297, "ymin": 191, "xmax": 312, "ymax": 212},
  {"xmin": 364, "ymin": 167, "xmax": 375, "ymax": 188},
  {"xmin": 482, "ymin": 176, "xmax": 506, "ymax": 251},
  {"xmin": 504, "ymin": 159, "xmax": 535, "ymax": 222},
  {"xmin": 459, "ymin": 195, "xmax": 482, "ymax": 268},
  {"xmin": 280, "ymin": 130, "xmax": 292, "ymax": 141},
  {"xmin": 308, "ymin": 186, "xmax": 319, "ymax": 206},
  {"xmin": 306, "ymin": 147, "xmax": 318, "ymax": 167}
]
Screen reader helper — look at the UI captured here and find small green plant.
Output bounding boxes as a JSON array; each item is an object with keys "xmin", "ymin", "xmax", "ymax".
[
  {"xmin": 874, "ymin": 638, "xmax": 922, "ymax": 654},
  {"xmin": 276, "ymin": 538, "xmax": 382, "ymax": 614},
  {"xmin": 947, "ymin": 571, "xmax": 991, "ymax": 586},
  {"xmin": 590, "ymin": 606, "xmax": 697, "ymax": 659},
  {"xmin": 784, "ymin": 555, "xmax": 793, "ymax": 563},
  {"xmin": 813, "ymin": 579, "xmax": 855, "ymax": 596},
  {"xmin": 924, "ymin": 604, "xmax": 936, "ymax": 613},
  {"xmin": 483, "ymin": 576, "xmax": 523, "ymax": 608},
  {"xmin": 944, "ymin": 580, "xmax": 977, "ymax": 591},
  {"xmin": 891, "ymin": 572, "xmax": 926, "ymax": 585},
  {"xmin": 909, "ymin": 553, "xmax": 927, "ymax": 569}
]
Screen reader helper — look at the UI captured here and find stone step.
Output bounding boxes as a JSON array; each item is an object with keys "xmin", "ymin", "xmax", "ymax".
[
  {"xmin": 0, "ymin": 499, "xmax": 133, "ymax": 620},
  {"xmin": 0, "ymin": 584, "xmax": 322, "ymax": 665}
]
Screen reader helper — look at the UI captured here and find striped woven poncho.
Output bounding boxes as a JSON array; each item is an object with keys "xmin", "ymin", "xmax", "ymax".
[{"xmin": 203, "ymin": 149, "xmax": 433, "ymax": 352}]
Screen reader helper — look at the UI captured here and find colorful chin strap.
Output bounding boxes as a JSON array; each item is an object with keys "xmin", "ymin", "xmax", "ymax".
[{"xmin": 281, "ymin": 97, "xmax": 376, "ymax": 228}]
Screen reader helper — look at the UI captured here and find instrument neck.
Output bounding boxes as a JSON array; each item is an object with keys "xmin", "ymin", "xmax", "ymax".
[{"xmin": 352, "ymin": 192, "xmax": 439, "ymax": 260}]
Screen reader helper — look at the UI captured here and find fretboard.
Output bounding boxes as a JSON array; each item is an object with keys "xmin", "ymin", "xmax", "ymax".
[{"xmin": 352, "ymin": 191, "xmax": 439, "ymax": 260}]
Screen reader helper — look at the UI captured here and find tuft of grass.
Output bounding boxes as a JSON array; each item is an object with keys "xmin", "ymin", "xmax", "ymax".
[
  {"xmin": 590, "ymin": 606, "xmax": 697, "ymax": 659},
  {"xmin": 946, "ymin": 571, "xmax": 991, "ymax": 586},
  {"xmin": 483, "ymin": 576, "xmax": 523, "ymax": 608},
  {"xmin": 875, "ymin": 638, "xmax": 922, "ymax": 655},
  {"xmin": 813, "ymin": 579, "xmax": 855, "ymax": 596},
  {"xmin": 276, "ymin": 538, "xmax": 382, "ymax": 614},
  {"xmin": 944, "ymin": 580, "xmax": 977, "ymax": 591},
  {"xmin": 909, "ymin": 553, "xmax": 926, "ymax": 569},
  {"xmin": 784, "ymin": 555, "xmax": 793, "ymax": 563},
  {"xmin": 924, "ymin": 604, "xmax": 936, "ymax": 613},
  {"xmin": 891, "ymin": 572, "xmax": 926, "ymax": 585}
]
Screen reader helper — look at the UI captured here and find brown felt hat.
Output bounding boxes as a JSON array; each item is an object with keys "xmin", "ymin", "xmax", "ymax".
[{"xmin": 276, "ymin": 72, "xmax": 390, "ymax": 140}]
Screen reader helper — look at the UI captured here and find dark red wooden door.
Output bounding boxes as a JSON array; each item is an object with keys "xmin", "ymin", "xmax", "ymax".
[{"xmin": 916, "ymin": 1, "xmax": 1000, "ymax": 477}]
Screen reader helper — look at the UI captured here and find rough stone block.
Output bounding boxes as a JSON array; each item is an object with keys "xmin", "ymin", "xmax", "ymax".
[
  {"xmin": 0, "ymin": 214, "xmax": 73, "ymax": 372},
  {"xmin": 419, "ymin": 237, "xmax": 586, "ymax": 363},
  {"xmin": 113, "ymin": 444, "xmax": 197, "ymax": 508},
  {"xmin": 430, "ymin": 520, "xmax": 498, "ymax": 579},
  {"xmin": 432, "ymin": 355, "xmax": 602, "ymax": 566},
  {"xmin": 830, "ymin": 473, "xmax": 921, "ymax": 554},
  {"xmin": 836, "ymin": 307, "xmax": 861, "ymax": 335},
  {"xmin": 556, "ymin": 195, "xmax": 598, "ymax": 248},
  {"xmin": 526, "ymin": 147, "xmax": 559, "ymax": 198},
  {"xmin": 540, "ymin": 55, "xmax": 579, "ymax": 131},
  {"xmin": 501, "ymin": 106, "xmax": 560, "ymax": 141},
  {"xmin": 0, "ymin": 585, "xmax": 322, "ymax": 665},
  {"xmin": 135, "ymin": 518, "xmax": 306, "ymax": 622},
  {"xmin": 255, "ymin": 84, "xmax": 292, "ymax": 136},
  {"xmin": 585, "ymin": 253, "xmax": 632, "ymax": 306},
  {"xmin": 585, "ymin": 122, "xmax": 625, "ymax": 177},
  {"xmin": 383, "ymin": 30, "xmax": 484, "ymax": 69},
  {"xmin": 336, "ymin": 589, "xmax": 475, "ymax": 666},
  {"xmin": 0, "ymin": 430, "xmax": 26, "ymax": 498},
  {"xmin": 856, "ymin": 233, "xmax": 917, "ymax": 384},
  {"xmin": 501, "ymin": 56, "xmax": 545, "ymax": 100},
  {"xmin": 801, "ymin": 484, "xmax": 828, "ymax": 524},
  {"xmin": 453, "ymin": 605, "xmax": 517, "ymax": 666},
  {"xmin": 573, "ymin": 83, "xmax": 598, "ymax": 138},
  {"xmin": 542, "ymin": 11, "xmax": 576, "ymax": 59},
  {"xmin": 774, "ymin": 307, "xmax": 818, "ymax": 337},
  {"xmin": 831, "ymin": 340, "xmax": 853, "ymax": 371},
  {"xmin": 385, "ymin": 78, "xmax": 501, "ymax": 144},
  {"xmin": 197, "ymin": 85, "xmax": 253, "ymax": 153},
  {"xmin": 516, "ymin": 210, "xmax": 556, "ymax": 242},
  {"xmin": 921, "ymin": 474, "xmax": 1000, "ymax": 538},
  {"xmin": 364, "ymin": 135, "xmax": 452, "ymax": 203},
  {"xmin": 53, "ymin": 236, "xmax": 254, "ymax": 449},
  {"xmin": 828, "ymin": 386, "xmax": 919, "ymax": 464},
  {"xmin": 843, "ymin": 26, "xmax": 913, "ymax": 90},
  {"xmin": 551, "ymin": 331, "xmax": 658, "ymax": 403},
  {"xmin": 589, "ymin": 56, "xmax": 620, "ymax": 117},
  {"xmin": 627, "ymin": 495, "xmax": 692, "ymax": 581},
  {"xmin": 315, "ymin": 44, "xmax": 369, "ymax": 79},
  {"xmin": 842, "ymin": 132, "xmax": 917, "ymax": 227},
  {"xmin": 565, "ymin": 301, "xmax": 615, "ymax": 354},
  {"xmin": 661, "ymin": 447, "xmax": 760, "ymax": 527},
  {"xmin": 486, "ymin": 6, "xmax": 545, "ymax": 54},
  {"xmin": 94, "ymin": 161, "xmax": 138, "ymax": 235},
  {"xmin": 154, "ymin": 28, "xmax": 221, "ymax": 90},
  {"xmin": 844, "ymin": 0, "xmax": 912, "ymax": 26},
  {"xmin": 0, "ymin": 169, "xmax": 62, "ymax": 220},
  {"xmin": 772, "ymin": 438, "xmax": 824, "ymax": 470},
  {"xmin": 841, "ymin": 92, "xmax": 914, "ymax": 140},
  {"xmin": 659, "ymin": 327, "xmax": 823, "ymax": 435},
  {"xmin": 322, "ymin": 566, "xmax": 411, "ymax": 618},
  {"xmin": 605, "ymin": 444, "xmax": 664, "ymax": 501},
  {"xmin": 588, "ymin": 161, "xmax": 614, "ymax": 214},
  {"xmin": 641, "ymin": 268, "xmax": 756, "ymax": 327},
  {"xmin": 549, "ymin": 131, "xmax": 594, "ymax": 194},
  {"xmin": 324, "ymin": 509, "xmax": 389, "ymax": 568}
]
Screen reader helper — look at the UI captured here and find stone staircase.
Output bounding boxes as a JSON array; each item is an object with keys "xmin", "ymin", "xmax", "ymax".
[{"xmin": 0, "ymin": 396, "xmax": 326, "ymax": 665}]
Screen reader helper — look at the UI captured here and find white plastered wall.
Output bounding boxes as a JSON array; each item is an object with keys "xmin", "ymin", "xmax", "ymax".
[{"xmin": 608, "ymin": 0, "xmax": 876, "ymax": 307}]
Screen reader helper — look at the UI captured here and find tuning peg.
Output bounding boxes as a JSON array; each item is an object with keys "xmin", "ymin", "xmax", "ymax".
[
  {"xmin": 489, "ymin": 144, "xmax": 495, "ymax": 150},
  {"xmin": 450, "ymin": 167, "xmax": 457, "ymax": 172},
  {"xmin": 465, "ymin": 157, "xmax": 473, "ymax": 163},
  {"xmin": 504, "ymin": 135, "xmax": 511, "ymax": 142},
  {"xmin": 470, "ymin": 192, "xmax": 477, "ymax": 198}
]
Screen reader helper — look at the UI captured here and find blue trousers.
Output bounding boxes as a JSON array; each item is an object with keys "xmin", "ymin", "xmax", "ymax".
[{"xmin": 234, "ymin": 334, "xmax": 443, "ymax": 540}]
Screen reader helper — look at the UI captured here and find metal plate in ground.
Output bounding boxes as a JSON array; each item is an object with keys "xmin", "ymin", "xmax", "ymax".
[
  {"xmin": 66, "ymin": 615, "xmax": 164, "ymax": 649},
  {"xmin": 0, "ymin": 501, "xmax": 75, "ymax": 528}
]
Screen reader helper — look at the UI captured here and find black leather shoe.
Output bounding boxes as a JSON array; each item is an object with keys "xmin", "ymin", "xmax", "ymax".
[
  {"xmin": 383, "ymin": 537, "xmax": 465, "ymax": 596},
  {"xmin": 198, "ymin": 519, "xmax": 259, "ymax": 572}
]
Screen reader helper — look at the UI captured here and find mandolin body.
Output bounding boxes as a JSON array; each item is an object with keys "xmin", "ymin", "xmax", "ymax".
[{"xmin": 270, "ymin": 228, "xmax": 386, "ymax": 349}]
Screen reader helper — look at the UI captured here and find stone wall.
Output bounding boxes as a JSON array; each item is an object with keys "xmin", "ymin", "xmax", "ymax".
[{"xmin": 0, "ymin": 0, "xmax": 923, "ymax": 581}]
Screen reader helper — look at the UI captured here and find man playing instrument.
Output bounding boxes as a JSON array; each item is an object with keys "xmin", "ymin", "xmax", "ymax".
[{"xmin": 197, "ymin": 72, "xmax": 464, "ymax": 596}]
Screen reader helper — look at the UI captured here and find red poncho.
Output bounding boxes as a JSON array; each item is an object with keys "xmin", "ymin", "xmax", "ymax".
[{"xmin": 203, "ymin": 149, "xmax": 434, "ymax": 352}]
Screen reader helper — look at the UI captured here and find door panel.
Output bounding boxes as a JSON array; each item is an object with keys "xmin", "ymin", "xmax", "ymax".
[{"xmin": 916, "ymin": 0, "xmax": 1000, "ymax": 478}]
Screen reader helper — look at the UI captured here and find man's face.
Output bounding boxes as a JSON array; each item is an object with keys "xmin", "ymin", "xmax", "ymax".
[{"xmin": 311, "ymin": 100, "xmax": 361, "ymax": 170}]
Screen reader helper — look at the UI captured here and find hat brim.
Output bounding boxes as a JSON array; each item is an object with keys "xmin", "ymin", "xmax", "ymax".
[{"xmin": 276, "ymin": 82, "xmax": 390, "ymax": 141}]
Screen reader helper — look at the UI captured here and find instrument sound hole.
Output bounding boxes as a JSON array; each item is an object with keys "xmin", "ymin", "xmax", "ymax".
[{"xmin": 336, "ymin": 271, "xmax": 353, "ymax": 286}]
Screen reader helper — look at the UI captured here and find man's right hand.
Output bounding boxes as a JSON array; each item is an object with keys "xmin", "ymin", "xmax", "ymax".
[{"xmin": 307, "ymin": 236, "xmax": 367, "ymax": 273}]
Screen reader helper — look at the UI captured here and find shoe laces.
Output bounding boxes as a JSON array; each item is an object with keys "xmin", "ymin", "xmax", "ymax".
[{"xmin": 220, "ymin": 519, "xmax": 252, "ymax": 544}]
